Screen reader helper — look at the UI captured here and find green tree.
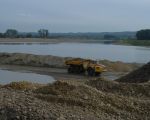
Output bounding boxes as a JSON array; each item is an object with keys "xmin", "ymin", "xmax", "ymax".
[
  {"xmin": 104, "ymin": 34, "xmax": 117, "ymax": 40},
  {"xmin": 5, "ymin": 29, "xmax": 18, "ymax": 38},
  {"xmin": 26, "ymin": 33, "xmax": 32, "ymax": 38},
  {"xmin": 0, "ymin": 33, "xmax": 5, "ymax": 38},
  {"xmin": 38, "ymin": 29, "xmax": 49, "ymax": 38},
  {"xmin": 136, "ymin": 29, "xmax": 150, "ymax": 40}
]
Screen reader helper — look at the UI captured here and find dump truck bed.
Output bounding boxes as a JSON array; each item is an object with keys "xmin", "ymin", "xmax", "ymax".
[{"xmin": 65, "ymin": 58, "xmax": 91, "ymax": 66}]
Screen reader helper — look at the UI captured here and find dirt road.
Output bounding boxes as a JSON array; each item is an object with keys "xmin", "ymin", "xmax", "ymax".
[{"xmin": 0, "ymin": 64, "xmax": 125, "ymax": 81}]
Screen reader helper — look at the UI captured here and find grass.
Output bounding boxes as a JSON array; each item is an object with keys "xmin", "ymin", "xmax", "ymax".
[{"xmin": 116, "ymin": 39, "xmax": 150, "ymax": 46}]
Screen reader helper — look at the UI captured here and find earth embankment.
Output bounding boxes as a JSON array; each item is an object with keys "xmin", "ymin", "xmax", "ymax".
[{"xmin": 0, "ymin": 53, "xmax": 141, "ymax": 72}]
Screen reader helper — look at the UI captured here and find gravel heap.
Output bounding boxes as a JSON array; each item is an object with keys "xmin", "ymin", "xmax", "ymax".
[
  {"xmin": 0, "ymin": 80, "xmax": 149, "ymax": 120},
  {"xmin": 0, "ymin": 88, "xmax": 100, "ymax": 120},
  {"xmin": 116, "ymin": 62, "xmax": 150, "ymax": 83},
  {"xmin": 0, "ymin": 53, "xmax": 68, "ymax": 68},
  {"xmin": 86, "ymin": 78, "xmax": 150, "ymax": 98}
]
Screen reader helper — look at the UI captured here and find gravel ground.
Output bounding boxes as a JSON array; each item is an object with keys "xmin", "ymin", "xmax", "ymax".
[
  {"xmin": 0, "ymin": 87, "xmax": 114, "ymax": 120},
  {"xmin": 0, "ymin": 79, "xmax": 149, "ymax": 120}
]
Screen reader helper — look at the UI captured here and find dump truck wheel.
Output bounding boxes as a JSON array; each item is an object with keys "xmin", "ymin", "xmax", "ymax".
[
  {"xmin": 73, "ymin": 65, "xmax": 84, "ymax": 74},
  {"xmin": 87, "ymin": 68, "xmax": 95, "ymax": 76},
  {"xmin": 78, "ymin": 65, "xmax": 85, "ymax": 74},
  {"xmin": 95, "ymin": 72, "xmax": 101, "ymax": 76},
  {"xmin": 68, "ymin": 66, "xmax": 73, "ymax": 73},
  {"xmin": 74, "ymin": 66, "xmax": 79, "ymax": 73}
]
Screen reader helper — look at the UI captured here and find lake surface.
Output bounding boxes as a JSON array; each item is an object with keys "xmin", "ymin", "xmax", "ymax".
[
  {"xmin": 0, "ymin": 43, "xmax": 150, "ymax": 63},
  {"xmin": 0, "ymin": 69, "xmax": 55, "ymax": 84}
]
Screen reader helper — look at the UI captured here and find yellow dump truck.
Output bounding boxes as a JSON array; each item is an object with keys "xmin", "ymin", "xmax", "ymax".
[{"xmin": 65, "ymin": 58, "xmax": 106, "ymax": 76}]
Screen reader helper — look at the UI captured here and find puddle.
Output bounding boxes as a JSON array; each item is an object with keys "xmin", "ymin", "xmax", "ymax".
[
  {"xmin": 102, "ymin": 72, "xmax": 125, "ymax": 80},
  {"xmin": 0, "ymin": 69, "xmax": 55, "ymax": 85}
]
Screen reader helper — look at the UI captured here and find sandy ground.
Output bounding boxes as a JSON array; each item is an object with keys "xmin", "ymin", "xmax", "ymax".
[{"xmin": 0, "ymin": 64, "xmax": 126, "ymax": 82}]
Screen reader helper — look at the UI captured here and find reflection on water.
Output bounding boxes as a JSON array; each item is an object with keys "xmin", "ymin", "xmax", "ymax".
[
  {"xmin": 102, "ymin": 72, "xmax": 125, "ymax": 80},
  {"xmin": 0, "ymin": 43, "xmax": 150, "ymax": 63},
  {"xmin": 0, "ymin": 69, "xmax": 55, "ymax": 84}
]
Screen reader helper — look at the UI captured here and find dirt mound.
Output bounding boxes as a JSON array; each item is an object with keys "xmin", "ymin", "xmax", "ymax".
[
  {"xmin": 35, "ymin": 81, "xmax": 76, "ymax": 95},
  {"xmin": 86, "ymin": 78, "xmax": 150, "ymax": 98},
  {"xmin": 99, "ymin": 60, "xmax": 140, "ymax": 72},
  {"xmin": 34, "ymin": 80, "xmax": 150, "ymax": 120},
  {"xmin": 0, "ymin": 80, "xmax": 150, "ymax": 119},
  {"xmin": 0, "ymin": 52, "xmax": 140, "ymax": 72},
  {"xmin": 3, "ymin": 81, "xmax": 43, "ymax": 90},
  {"xmin": 116, "ymin": 62, "xmax": 150, "ymax": 83},
  {"xmin": 0, "ymin": 52, "xmax": 68, "ymax": 68}
]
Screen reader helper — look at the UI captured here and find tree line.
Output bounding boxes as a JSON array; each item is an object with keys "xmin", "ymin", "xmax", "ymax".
[
  {"xmin": 136, "ymin": 29, "xmax": 150, "ymax": 40},
  {"xmin": 0, "ymin": 29, "xmax": 49, "ymax": 38},
  {"xmin": 0, "ymin": 28, "xmax": 150, "ymax": 40}
]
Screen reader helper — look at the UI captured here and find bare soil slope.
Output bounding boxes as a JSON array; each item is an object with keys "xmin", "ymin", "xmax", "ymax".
[{"xmin": 116, "ymin": 62, "xmax": 150, "ymax": 83}]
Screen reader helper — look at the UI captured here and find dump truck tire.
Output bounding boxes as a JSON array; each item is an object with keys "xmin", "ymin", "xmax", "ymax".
[
  {"xmin": 68, "ymin": 66, "xmax": 73, "ymax": 73},
  {"xmin": 87, "ymin": 68, "xmax": 95, "ymax": 76},
  {"xmin": 68, "ymin": 66, "xmax": 74, "ymax": 73},
  {"xmin": 95, "ymin": 72, "xmax": 101, "ymax": 76}
]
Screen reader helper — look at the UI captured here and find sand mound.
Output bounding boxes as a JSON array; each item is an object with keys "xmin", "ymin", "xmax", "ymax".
[{"xmin": 116, "ymin": 62, "xmax": 150, "ymax": 83}]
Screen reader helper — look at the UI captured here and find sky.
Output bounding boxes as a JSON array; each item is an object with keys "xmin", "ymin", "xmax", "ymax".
[{"xmin": 0, "ymin": 0, "xmax": 150, "ymax": 32}]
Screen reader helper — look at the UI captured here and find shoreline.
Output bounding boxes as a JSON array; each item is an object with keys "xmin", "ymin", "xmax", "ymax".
[
  {"xmin": 0, "ymin": 38, "xmax": 105, "ymax": 44},
  {"xmin": 0, "ymin": 38, "xmax": 150, "ymax": 47}
]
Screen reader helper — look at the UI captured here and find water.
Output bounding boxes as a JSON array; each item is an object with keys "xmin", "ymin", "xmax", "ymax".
[
  {"xmin": 0, "ymin": 69, "xmax": 55, "ymax": 84},
  {"xmin": 0, "ymin": 43, "xmax": 150, "ymax": 63}
]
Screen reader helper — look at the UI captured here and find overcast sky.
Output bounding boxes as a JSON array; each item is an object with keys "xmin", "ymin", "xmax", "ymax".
[{"xmin": 0, "ymin": 0, "xmax": 150, "ymax": 32}]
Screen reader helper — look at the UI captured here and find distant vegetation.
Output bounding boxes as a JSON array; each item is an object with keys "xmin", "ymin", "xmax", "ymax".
[
  {"xmin": 136, "ymin": 29, "xmax": 150, "ymax": 40},
  {"xmin": 1, "ymin": 28, "xmax": 150, "ymax": 47},
  {"xmin": 0, "ymin": 29, "xmax": 136, "ymax": 40},
  {"xmin": 38, "ymin": 29, "xmax": 49, "ymax": 38},
  {"xmin": 0, "ymin": 29, "xmax": 49, "ymax": 38},
  {"xmin": 115, "ymin": 29, "xmax": 150, "ymax": 46},
  {"xmin": 116, "ymin": 40, "xmax": 150, "ymax": 46}
]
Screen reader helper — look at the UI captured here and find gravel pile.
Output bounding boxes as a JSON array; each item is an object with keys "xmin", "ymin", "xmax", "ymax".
[
  {"xmin": 0, "ymin": 53, "xmax": 68, "ymax": 68},
  {"xmin": 116, "ymin": 62, "xmax": 150, "ymax": 83},
  {"xmin": 0, "ymin": 88, "xmax": 100, "ymax": 120},
  {"xmin": 86, "ymin": 78, "xmax": 150, "ymax": 98},
  {"xmin": 0, "ymin": 80, "xmax": 149, "ymax": 120},
  {"xmin": 0, "ymin": 89, "xmax": 57, "ymax": 120}
]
